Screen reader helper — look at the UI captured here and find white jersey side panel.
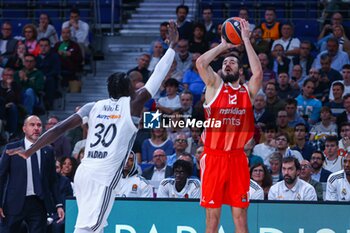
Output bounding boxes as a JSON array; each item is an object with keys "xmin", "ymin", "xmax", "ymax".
[{"xmin": 82, "ymin": 97, "xmax": 138, "ymax": 187}]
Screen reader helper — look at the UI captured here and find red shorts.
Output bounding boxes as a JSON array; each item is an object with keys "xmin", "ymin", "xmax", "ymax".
[{"xmin": 200, "ymin": 147, "xmax": 250, "ymax": 208}]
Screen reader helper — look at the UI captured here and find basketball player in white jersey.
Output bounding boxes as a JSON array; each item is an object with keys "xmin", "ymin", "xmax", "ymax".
[{"xmin": 7, "ymin": 21, "xmax": 179, "ymax": 233}]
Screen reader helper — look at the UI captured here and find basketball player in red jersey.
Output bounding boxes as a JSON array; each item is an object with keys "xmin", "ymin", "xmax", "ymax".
[{"xmin": 196, "ymin": 19, "xmax": 262, "ymax": 233}]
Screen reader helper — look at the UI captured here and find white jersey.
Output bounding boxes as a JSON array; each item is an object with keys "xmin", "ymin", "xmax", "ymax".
[
  {"xmin": 77, "ymin": 97, "xmax": 138, "ymax": 187},
  {"xmin": 116, "ymin": 175, "xmax": 154, "ymax": 198},
  {"xmin": 323, "ymin": 156, "xmax": 344, "ymax": 173},
  {"xmin": 268, "ymin": 178, "xmax": 317, "ymax": 201},
  {"xmin": 249, "ymin": 179, "xmax": 264, "ymax": 200},
  {"xmin": 326, "ymin": 170, "xmax": 350, "ymax": 201},
  {"xmin": 157, "ymin": 177, "xmax": 201, "ymax": 198}
]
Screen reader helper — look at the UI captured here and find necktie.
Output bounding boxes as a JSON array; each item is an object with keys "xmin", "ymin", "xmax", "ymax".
[{"xmin": 31, "ymin": 152, "xmax": 43, "ymax": 198}]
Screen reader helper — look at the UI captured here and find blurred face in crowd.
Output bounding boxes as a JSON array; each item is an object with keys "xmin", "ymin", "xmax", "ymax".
[
  {"xmin": 1, "ymin": 22, "xmax": 12, "ymax": 38},
  {"xmin": 302, "ymin": 80, "xmax": 315, "ymax": 98},
  {"xmin": 180, "ymin": 93, "xmax": 193, "ymax": 110},
  {"xmin": 342, "ymin": 67, "xmax": 350, "ymax": 83},
  {"xmin": 310, "ymin": 152, "xmax": 324, "ymax": 170},
  {"xmin": 285, "ymin": 103, "xmax": 297, "ymax": 117},
  {"xmin": 344, "ymin": 96, "xmax": 350, "ymax": 112},
  {"xmin": 61, "ymin": 158, "xmax": 73, "ymax": 176},
  {"xmin": 2, "ymin": 68, "xmax": 14, "ymax": 85},
  {"xmin": 292, "ymin": 65, "xmax": 302, "ymax": 80},
  {"xmin": 17, "ymin": 43, "xmax": 26, "ymax": 55},
  {"xmin": 45, "ymin": 117, "xmax": 58, "ymax": 131},
  {"xmin": 202, "ymin": 8, "xmax": 212, "ymax": 22},
  {"xmin": 320, "ymin": 110, "xmax": 331, "ymax": 121},
  {"xmin": 331, "ymin": 12, "xmax": 343, "ymax": 26},
  {"xmin": 332, "ymin": 25, "xmax": 344, "ymax": 38},
  {"xmin": 195, "ymin": 146, "xmax": 204, "ymax": 161},
  {"xmin": 123, "ymin": 152, "xmax": 135, "ymax": 174},
  {"xmin": 265, "ymin": 83, "xmax": 277, "ymax": 98},
  {"xmin": 272, "ymin": 44, "xmax": 284, "ymax": 58},
  {"xmin": 294, "ymin": 124, "xmax": 307, "ymax": 140},
  {"xmin": 39, "ymin": 40, "xmax": 50, "ymax": 55},
  {"xmin": 152, "ymin": 149, "xmax": 167, "ymax": 169},
  {"xmin": 281, "ymin": 24, "xmax": 293, "ymax": 39},
  {"xmin": 326, "ymin": 40, "xmax": 339, "ymax": 57},
  {"xmin": 282, "ymin": 161, "xmax": 299, "ymax": 185},
  {"xmin": 193, "ymin": 26, "xmax": 205, "ymax": 40},
  {"xmin": 324, "ymin": 141, "xmax": 338, "ymax": 158},
  {"xmin": 177, "ymin": 39, "xmax": 189, "ymax": 57},
  {"xmin": 320, "ymin": 57, "xmax": 331, "ymax": 72},
  {"xmin": 332, "ymin": 84, "xmax": 344, "ymax": 100},
  {"xmin": 258, "ymin": 53, "xmax": 269, "ymax": 69},
  {"xmin": 252, "ymin": 28, "xmax": 263, "ymax": 40},
  {"xmin": 299, "ymin": 42, "xmax": 311, "ymax": 58},
  {"xmin": 254, "ymin": 95, "xmax": 266, "ymax": 111},
  {"xmin": 138, "ymin": 54, "xmax": 150, "ymax": 70},
  {"xmin": 176, "ymin": 7, "xmax": 188, "ymax": 23},
  {"xmin": 276, "ymin": 111, "xmax": 288, "ymax": 128},
  {"xmin": 24, "ymin": 26, "xmax": 35, "ymax": 40},
  {"xmin": 174, "ymin": 134, "xmax": 188, "ymax": 151},
  {"xmin": 238, "ymin": 9, "xmax": 249, "ymax": 20},
  {"xmin": 251, "ymin": 165, "xmax": 265, "ymax": 184},
  {"xmin": 340, "ymin": 125, "xmax": 350, "ymax": 139},
  {"xmin": 190, "ymin": 127, "xmax": 201, "ymax": 141},
  {"xmin": 265, "ymin": 9, "xmax": 276, "ymax": 24},
  {"xmin": 61, "ymin": 27, "xmax": 71, "ymax": 41},
  {"xmin": 278, "ymin": 72, "xmax": 289, "ymax": 86},
  {"xmin": 264, "ymin": 129, "xmax": 276, "ymax": 143},
  {"xmin": 275, "ymin": 134, "xmax": 288, "ymax": 150},
  {"xmin": 24, "ymin": 55, "xmax": 36, "ymax": 70},
  {"xmin": 308, "ymin": 68, "xmax": 320, "ymax": 80},
  {"xmin": 299, "ymin": 160, "xmax": 312, "ymax": 181},
  {"xmin": 39, "ymin": 14, "xmax": 49, "ymax": 27},
  {"xmin": 174, "ymin": 165, "xmax": 189, "ymax": 187},
  {"xmin": 70, "ymin": 12, "xmax": 80, "ymax": 23},
  {"xmin": 153, "ymin": 41, "xmax": 163, "ymax": 57},
  {"xmin": 160, "ymin": 25, "xmax": 168, "ymax": 40},
  {"xmin": 56, "ymin": 160, "xmax": 61, "ymax": 173},
  {"xmin": 23, "ymin": 116, "xmax": 42, "ymax": 143},
  {"xmin": 344, "ymin": 154, "xmax": 350, "ymax": 177},
  {"xmin": 270, "ymin": 159, "xmax": 281, "ymax": 175}
]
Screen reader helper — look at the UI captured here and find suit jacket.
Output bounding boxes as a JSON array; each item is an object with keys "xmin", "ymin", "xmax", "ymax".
[
  {"xmin": 292, "ymin": 55, "xmax": 314, "ymax": 75},
  {"xmin": 0, "ymin": 38, "xmax": 17, "ymax": 59},
  {"xmin": 142, "ymin": 165, "xmax": 173, "ymax": 180},
  {"xmin": 0, "ymin": 139, "xmax": 62, "ymax": 215},
  {"xmin": 320, "ymin": 168, "xmax": 332, "ymax": 183}
]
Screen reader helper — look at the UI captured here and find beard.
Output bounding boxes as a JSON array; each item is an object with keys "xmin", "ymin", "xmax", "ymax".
[
  {"xmin": 284, "ymin": 175, "xmax": 297, "ymax": 185},
  {"xmin": 221, "ymin": 72, "xmax": 239, "ymax": 83}
]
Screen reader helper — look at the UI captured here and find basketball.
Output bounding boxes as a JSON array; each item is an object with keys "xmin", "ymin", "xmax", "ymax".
[{"xmin": 221, "ymin": 17, "xmax": 243, "ymax": 45}]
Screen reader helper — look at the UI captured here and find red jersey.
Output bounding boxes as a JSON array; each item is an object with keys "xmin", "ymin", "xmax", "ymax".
[{"xmin": 202, "ymin": 82, "xmax": 254, "ymax": 151}]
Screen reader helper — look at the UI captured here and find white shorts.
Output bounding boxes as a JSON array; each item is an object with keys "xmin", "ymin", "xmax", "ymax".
[{"xmin": 74, "ymin": 165, "xmax": 117, "ymax": 232}]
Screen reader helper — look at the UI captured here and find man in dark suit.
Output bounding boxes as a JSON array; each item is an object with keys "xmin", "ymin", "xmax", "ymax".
[
  {"xmin": 310, "ymin": 151, "xmax": 332, "ymax": 182},
  {"xmin": 142, "ymin": 149, "xmax": 173, "ymax": 189},
  {"xmin": 0, "ymin": 115, "xmax": 64, "ymax": 233},
  {"xmin": 0, "ymin": 22, "xmax": 18, "ymax": 67},
  {"xmin": 336, "ymin": 93, "xmax": 350, "ymax": 132}
]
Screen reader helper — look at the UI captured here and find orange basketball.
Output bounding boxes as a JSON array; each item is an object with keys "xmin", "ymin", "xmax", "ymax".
[{"xmin": 221, "ymin": 17, "xmax": 243, "ymax": 45}]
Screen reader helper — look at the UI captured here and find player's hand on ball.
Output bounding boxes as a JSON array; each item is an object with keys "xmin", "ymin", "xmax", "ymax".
[{"xmin": 240, "ymin": 19, "xmax": 250, "ymax": 41}]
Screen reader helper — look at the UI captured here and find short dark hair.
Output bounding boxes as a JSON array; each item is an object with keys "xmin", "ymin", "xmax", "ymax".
[
  {"xmin": 340, "ymin": 122, "xmax": 350, "ymax": 131},
  {"xmin": 164, "ymin": 78, "xmax": 179, "ymax": 88},
  {"xmin": 312, "ymin": 150, "xmax": 325, "ymax": 161},
  {"xmin": 176, "ymin": 5, "xmax": 189, "ymax": 14},
  {"xmin": 160, "ymin": 21, "xmax": 169, "ymax": 27},
  {"xmin": 38, "ymin": 37, "xmax": 50, "ymax": 45},
  {"xmin": 193, "ymin": 22, "xmax": 206, "ymax": 33},
  {"xmin": 24, "ymin": 53, "xmax": 35, "ymax": 60},
  {"xmin": 173, "ymin": 159, "xmax": 193, "ymax": 176},
  {"xmin": 263, "ymin": 123, "xmax": 278, "ymax": 133},
  {"xmin": 202, "ymin": 5, "xmax": 213, "ymax": 13},
  {"xmin": 333, "ymin": 82, "xmax": 345, "ymax": 92},
  {"xmin": 107, "ymin": 72, "xmax": 131, "ymax": 99},
  {"xmin": 70, "ymin": 8, "xmax": 80, "ymax": 15},
  {"xmin": 276, "ymin": 131, "xmax": 290, "ymax": 143},
  {"xmin": 47, "ymin": 115, "xmax": 59, "ymax": 122},
  {"xmin": 294, "ymin": 123, "xmax": 306, "ymax": 131},
  {"xmin": 343, "ymin": 93, "xmax": 350, "ymax": 101},
  {"xmin": 302, "ymin": 78, "xmax": 315, "ymax": 87},
  {"xmin": 343, "ymin": 64, "xmax": 350, "ymax": 70},
  {"xmin": 282, "ymin": 157, "xmax": 301, "ymax": 170},
  {"xmin": 325, "ymin": 135, "xmax": 338, "ymax": 145},
  {"xmin": 327, "ymin": 37, "xmax": 339, "ymax": 46},
  {"xmin": 286, "ymin": 98, "xmax": 297, "ymax": 106}
]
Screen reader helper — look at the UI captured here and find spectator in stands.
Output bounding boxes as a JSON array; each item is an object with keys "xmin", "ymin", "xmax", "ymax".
[
  {"xmin": 185, "ymin": 126, "xmax": 202, "ymax": 155},
  {"xmin": 309, "ymin": 106, "xmax": 337, "ymax": 141},
  {"xmin": 327, "ymin": 84, "xmax": 345, "ymax": 116},
  {"xmin": 318, "ymin": 12, "xmax": 350, "ymax": 41},
  {"xmin": 325, "ymin": 152, "xmax": 350, "ymax": 201},
  {"xmin": 258, "ymin": 53, "xmax": 276, "ymax": 87},
  {"xmin": 319, "ymin": 25, "xmax": 350, "ymax": 54},
  {"xmin": 167, "ymin": 133, "xmax": 188, "ymax": 166},
  {"xmin": 71, "ymin": 121, "xmax": 88, "ymax": 159},
  {"xmin": 141, "ymin": 127, "xmax": 174, "ymax": 163},
  {"xmin": 177, "ymin": 152, "xmax": 197, "ymax": 177},
  {"xmin": 338, "ymin": 122, "xmax": 350, "ymax": 151},
  {"xmin": 290, "ymin": 64, "xmax": 307, "ymax": 90},
  {"xmin": 148, "ymin": 41, "xmax": 164, "ymax": 72},
  {"xmin": 201, "ymin": 6, "xmax": 217, "ymax": 43},
  {"xmin": 292, "ymin": 41, "xmax": 314, "ymax": 77},
  {"xmin": 179, "ymin": 90, "xmax": 194, "ymax": 117},
  {"xmin": 166, "ymin": 109, "xmax": 191, "ymax": 143},
  {"xmin": 271, "ymin": 43, "xmax": 290, "ymax": 75},
  {"xmin": 253, "ymin": 92, "xmax": 273, "ymax": 127},
  {"xmin": 6, "ymin": 42, "xmax": 26, "ymax": 71},
  {"xmin": 157, "ymin": 159, "xmax": 200, "ymax": 198},
  {"xmin": 0, "ymin": 67, "xmax": 21, "ymax": 138},
  {"xmin": 150, "ymin": 22, "xmax": 169, "ymax": 54},
  {"xmin": 14, "ymin": 53, "xmax": 45, "ymax": 115},
  {"xmin": 336, "ymin": 93, "xmax": 350, "ymax": 129},
  {"xmin": 0, "ymin": 115, "xmax": 64, "ymax": 233},
  {"xmin": 176, "ymin": 5, "xmax": 193, "ymax": 41},
  {"xmin": 182, "ymin": 53, "xmax": 205, "ymax": 104},
  {"xmin": 296, "ymin": 79, "xmax": 322, "ymax": 125},
  {"xmin": 276, "ymin": 72, "xmax": 299, "ymax": 100},
  {"xmin": 127, "ymin": 53, "xmax": 151, "ymax": 83},
  {"xmin": 318, "ymin": 53, "xmax": 343, "ymax": 86},
  {"xmin": 142, "ymin": 149, "xmax": 173, "ymax": 192},
  {"xmin": 275, "ymin": 131, "xmax": 304, "ymax": 162},
  {"xmin": 116, "ymin": 151, "xmax": 153, "ymax": 198},
  {"xmin": 174, "ymin": 39, "xmax": 192, "ymax": 82},
  {"xmin": 265, "ymin": 82, "xmax": 286, "ymax": 118},
  {"xmin": 253, "ymin": 123, "xmax": 277, "ymax": 167},
  {"xmin": 260, "ymin": 7, "xmax": 281, "ymax": 43},
  {"xmin": 285, "ymin": 99, "xmax": 306, "ymax": 128},
  {"xmin": 299, "ymin": 160, "xmax": 323, "ymax": 201},
  {"xmin": 193, "ymin": 146, "xmax": 203, "ymax": 178},
  {"xmin": 251, "ymin": 28, "xmax": 271, "ymax": 56},
  {"xmin": 291, "ymin": 123, "xmax": 315, "ymax": 161},
  {"xmin": 323, "ymin": 135, "xmax": 344, "ymax": 173},
  {"xmin": 307, "ymin": 67, "xmax": 330, "ymax": 102},
  {"xmin": 268, "ymin": 157, "xmax": 317, "ymax": 200},
  {"xmin": 22, "ymin": 24, "xmax": 40, "ymax": 56},
  {"xmin": 0, "ymin": 21, "xmax": 17, "ymax": 67},
  {"xmin": 329, "ymin": 64, "xmax": 350, "ymax": 101},
  {"xmin": 54, "ymin": 27, "xmax": 83, "ymax": 88},
  {"xmin": 37, "ymin": 13, "xmax": 58, "ymax": 47},
  {"xmin": 208, "ymin": 42, "xmax": 224, "ymax": 72},
  {"xmin": 250, "ymin": 163, "xmax": 272, "ymax": 199},
  {"xmin": 36, "ymin": 38, "xmax": 61, "ymax": 110},
  {"xmin": 238, "ymin": 7, "xmax": 255, "ymax": 32},
  {"xmin": 157, "ymin": 78, "xmax": 181, "ymax": 114},
  {"xmin": 269, "ymin": 152, "xmax": 283, "ymax": 184},
  {"xmin": 249, "ymin": 179, "xmax": 264, "ymax": 200},
  {"xmin": 313, "ymin": 37, "xmax": 350, "ymax": 73},
  {"xmin": 45, "ymin": 115, "xmax": 71, "ymax": 159},
  {"xmin": 189, "ymin": 22, "xmax": 209, "ymax": 54},
  {"xmin": 61, "ymin": 8, "xmax": 89, "ymax": 60},
  {"xmin": 128, "ymin": 71, "xmax": 143, "ymax": 90},
  {"xmin": 276, "ymin": 110, "xmax": 294, "ymax": 141},
  {"xmin": 59, "ymin": 156, "xmax": 78, "ymax": 183},
  {"xmin": 244, "ymin": 138, "xmax": 263, "ymax": 168},
  {"xmin": 271, "ymin": 22, "xmax": 300, "ymax": 59},
  {"xmin": 310, "ymin": 151, "xmax": 332, "ymax": 182}
]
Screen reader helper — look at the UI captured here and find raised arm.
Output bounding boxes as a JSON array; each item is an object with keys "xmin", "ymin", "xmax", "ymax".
[
  {"xmin": 130, "ymin": 21, "xmax": 178, "ymax": 117},
  {"xmin": 241, "ymin": 19, "xmax": 263, "ymax": 99}
]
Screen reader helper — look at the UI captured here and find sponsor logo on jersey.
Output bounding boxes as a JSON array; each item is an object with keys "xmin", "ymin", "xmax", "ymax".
[
  {"xmin": 132, "ymin": 184, "xmax": 138, "ymax": 192},
  {"xmin": 97, "ymin": 114, "xmax": 121, "ymax": 120},
  {"xmin": 342, "ymin": 188, "xmax": 347, "ymax": 196},
  {"xmin": 87, "ymin": 150, "xmax": 108, "ymax": 158}
]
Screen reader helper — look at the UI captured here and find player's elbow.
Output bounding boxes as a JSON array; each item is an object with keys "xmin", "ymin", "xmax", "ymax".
[{"xmin": 196, "ymin": 56, "xmax": 206, "ymax": 71}]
